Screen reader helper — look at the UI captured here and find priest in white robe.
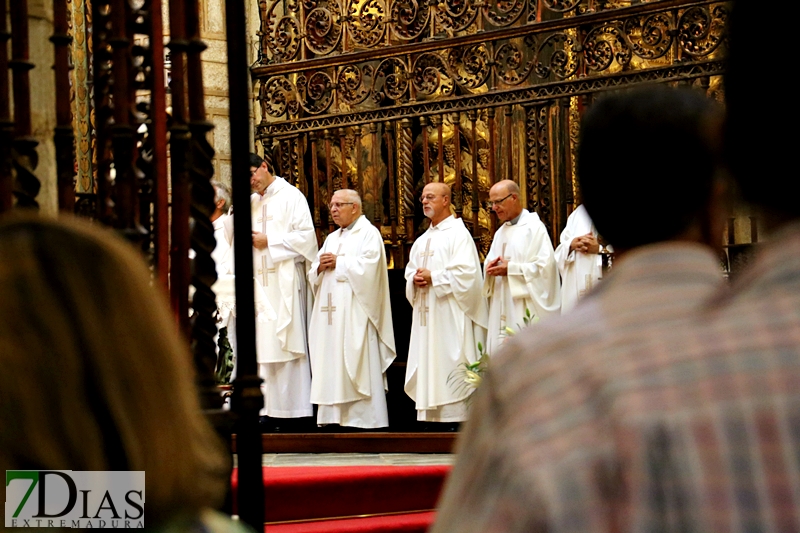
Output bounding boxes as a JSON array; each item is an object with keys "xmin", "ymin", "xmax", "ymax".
[
  {"xmin": 405, "ymin": 182, "xmax": 488, "ymax": 423},
  {"xmin": 210, "ymin": 182, "xmax": 236, "ymax": 364},
  {"xmin": 484, "ymin": 180, "xmax": 561, "ymax": 355},
  {"xmin": 307, "ymin": 190, "xmax": 396, "ymax": 428},
  {"xmin": 248, "ymin": 153, "xmax": 318, "ymax": 419},
  {"xmin": 554, "ymin": 203, "xmax": 606, "ymax": 314},
  {"xmin": 211, "ymin": 181, "xmax": 234, "ymax": 278}
]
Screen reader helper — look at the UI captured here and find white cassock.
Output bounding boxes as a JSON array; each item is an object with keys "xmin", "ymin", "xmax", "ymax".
[
  {"xmin": 307, "ymin": 215, "xmax": 396, "ymax": 428},
  {"xmin": 212, "ymin": 213, "xmax": 237, "ymax": 329},
  {"xmin": 554, "ymin": 204, "xmax": 605, "ymax": 315},
  {"xmin": 250, "ymin": 176, "xmax": 318, "ymax": 418},
  {"xmin": 212, "ymin": 212, "xmax": 234, "ymax": 278},
  {"xmin": 483, "ymin": 209, "xmax": 561, "ymax": 355},
  {"xmin": 405, "ymin": 215, "xmax": 488, "ymax": 422}
]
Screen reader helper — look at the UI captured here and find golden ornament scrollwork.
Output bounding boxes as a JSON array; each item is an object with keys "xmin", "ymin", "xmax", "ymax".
[
  {"xmin": 678, "ymin": 4, "xmax": 727, "ymax": 58},
  {"xmin": 483, "ymin": 0, "xmax": 526, "ymax": 28},
  {"xmin": 261, "ymin": 76, "xmax": 300, "ymax": 118},
  {"xmin": 70, "ymin": 0, "xmax": 94, "ymax": 194},
  {"xmin": 372, "ymin": 57, "xmax": 410, "ymax": 103},
  {"xmin": 494, "ymin": 37, "xmax": 535, "ymax": 86},
  {"xmin": 623, "ymin": 11, "xmax": 673, "ymax": 60},
  {"xmin": 412, "ymin": 52, "xmax": 455, "ymax": 97},
  {"xmin": 297, "ymin": 71, "xmax": 336, "ymax": 114},
  {"xmin": 347, "ymin": 0, "xmax": 387, "ymax": 48},
  {"xmin": 261, "ymin": 0, "xmax": 302, "ymax": 62},
  {"xmin": 391, "ymin": 0, "xmax": 431, "ymax": 40},
  {"xmin": 447, "ymin": 44, "xmax": 491, "ymax": 90},
  {"xmin": 535, "ymin": 32, "xmax": 579, "ymax": 79},
  {"xmin": 254, "ymin": 0, "xmax": 728, "ymax": 267},
  {"xmin": 304, "ymin": 0, "xmax": 344, "ymax": 56},
  {"xmin": 583, "ymin": 23, "xmax": 632, "ymax": 73},
  {"xmin": 437, "ymin": 0, "xmax": 479, "ymax": 34},
  {"xmin": 337, "ymin": 64, "xmax": 374, "ymax": 105}
]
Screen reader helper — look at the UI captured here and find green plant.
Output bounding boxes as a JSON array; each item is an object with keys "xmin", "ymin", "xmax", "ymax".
[{"xmin": 448, "ymin": 308, "xmax": 536, "ymax": 394}]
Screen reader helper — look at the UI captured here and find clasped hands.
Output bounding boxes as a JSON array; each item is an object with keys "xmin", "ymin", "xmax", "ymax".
[
  {"xmin": 413, "ymin": 268, "xmax": 433, "ymax": 287},
  {"xmin": 485, "ymin": 256, "xmax": 508, "ymax": 277},
  {"xmin": 252, "ymin": 231, "xmax": 268, "ymax": 250},
  {"xmin": 317, "ymin": 252, "xmax": 338, "ymax": 275},
  {"xmin": 570, "ymin": 233, "xmax": 600, "ymax": 254}
]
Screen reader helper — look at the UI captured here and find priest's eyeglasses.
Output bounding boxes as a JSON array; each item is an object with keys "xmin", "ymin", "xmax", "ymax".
[
  {"xmin": 329, "ymin": 202, "xmax": 355, "ymax": 210},
  {"xmin": 487, "ymin": 193, "xmax": 514, "ymax": 208},
  {"xmin": 420, "ymin": 194, "xmax": 444, "ymax": 202}
]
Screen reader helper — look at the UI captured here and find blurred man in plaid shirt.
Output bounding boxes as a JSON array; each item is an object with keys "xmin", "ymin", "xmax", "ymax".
[{"xmin": 433, "ymin": 3, "xmax": 800, "ymax": 532}]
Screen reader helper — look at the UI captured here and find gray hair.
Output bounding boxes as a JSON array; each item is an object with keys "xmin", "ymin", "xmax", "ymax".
[
  {"xmin": 334, "ymin": 189, "xmax": 362, "ymax": 208},
  {"xmin": 212, "ymin": 181, "xmax": 232, "ymax": 212}
]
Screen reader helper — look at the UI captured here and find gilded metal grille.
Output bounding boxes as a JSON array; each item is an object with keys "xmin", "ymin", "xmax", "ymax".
[{"xmin": 253, "ymin": 0, "xmax": 727, "ymax": 261}]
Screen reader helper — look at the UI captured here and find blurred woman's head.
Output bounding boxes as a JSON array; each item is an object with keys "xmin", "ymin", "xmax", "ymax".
[{"xmin": 0, "ymin": 215, "xmax": 229, "ymax": 526}]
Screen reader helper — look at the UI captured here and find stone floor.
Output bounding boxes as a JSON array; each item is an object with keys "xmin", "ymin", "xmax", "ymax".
[{"xmin": 260, "ymin": 453, "xmax": 454, "ymax": 466}]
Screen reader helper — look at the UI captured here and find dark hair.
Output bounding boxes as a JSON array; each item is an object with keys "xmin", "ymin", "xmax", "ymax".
[
  {"xmin": 725, "ymin": 1, "xmax": 794, "ymax": 218},
  {"xmin": 249, "ymin": 152, "xmax": 266, "ymax": 170},
  {"xmin": 578, "ymin": 86, "xmax": 721, "ymax": 250}
]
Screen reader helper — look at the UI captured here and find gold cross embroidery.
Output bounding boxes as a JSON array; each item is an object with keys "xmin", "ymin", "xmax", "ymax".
[
  {"xmin": 420, "ymin": 301, "xmax": 430, "ymax": 327},
  {"xmin": 321, "ymin": 293, "xmax": 336, "ymax": 325},
  {"xmin": 256, "ymin": 205, "xmax": 272, "ymax": 234},
  {"xmin": 498, "ymin": 242, "xmax": 509, "ymax": 334},
  {"xmin": 580, "ymin": 273, "xmax": 593, "ymax": 297},
  {"xmin": 418, "ymin": 238, "xmax": 434, "ymax": 327},
  {"xmin": 257, "ymin": 256, "xmax": 275, "ymax": 286}
]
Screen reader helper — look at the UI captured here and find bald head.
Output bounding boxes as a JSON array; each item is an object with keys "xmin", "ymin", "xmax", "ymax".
[
  {"xmin": 494, "ymin": 180, "xmax": 520, "ymax": 196},
  {"xmin": 489, "ymin": 180, "xmax": 523, "ymax": 222},
  {"xmin": 428, "ymin": 182, "xmax": 451, "ymax": 199},
  {"xmin": 421, "ymin": 182, "xmax": 452, "ymax": 225}
]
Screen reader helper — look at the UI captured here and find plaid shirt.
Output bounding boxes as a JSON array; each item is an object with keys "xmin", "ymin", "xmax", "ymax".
[{"xmin": 431, "ymin": 237, "xmax": 800, "ymax": 533}]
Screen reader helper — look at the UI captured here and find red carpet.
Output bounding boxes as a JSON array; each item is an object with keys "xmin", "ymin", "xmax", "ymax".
[
  {"xmin": 231, "ymin": 465, "xmax": 450, "ymax": 532},
  {"xmin": 264, "ymin": 512, "xmax": 435, "ymax": 533}
]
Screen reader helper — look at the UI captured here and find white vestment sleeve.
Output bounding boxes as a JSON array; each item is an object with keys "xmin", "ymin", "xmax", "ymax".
[
  {"xmin": 307, "ymin": 238, "xmax": 330, "ymax": 288},
  {"xmin": 269, "ymin": 188, "xmax": 318, "ymax": 264},
  {"xmin": 554, "ymin": 211, "xmax": 578, "ymax": 275},
  {"xmin": 405, "ymin": 240, "xmax": 420, "ymax": 305},
  {"xmin": 431, "ymin": 268, "xmax": 454, "ymax": 298},
  {"xmin": 431, "ymin": 225, "xmax": 480, "ymax": 301},
  {"xmin": 336, "ymin": 217, "xmax": 397, "ymax": 367},
  {"xmin": 505, "ymin": 225, "xmax": 561, "ymax": 319}
]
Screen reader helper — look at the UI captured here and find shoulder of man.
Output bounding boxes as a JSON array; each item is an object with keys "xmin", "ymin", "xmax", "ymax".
[
  {"xmin": 492, "ymin": 299, "xmax": 606, "ymax": 385},
  {"xmin": 446, "ymin": 215, "xmax": 469, "ymax": 232}
]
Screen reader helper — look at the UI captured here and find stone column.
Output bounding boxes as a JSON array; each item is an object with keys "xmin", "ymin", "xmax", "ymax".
[
  {"xmin": 172, "ymin": 0, "xmax": 261, "ymax": 191},
  {"xmin": 29, "ymin": 0, "xmax": 57, "ymax": 214}
]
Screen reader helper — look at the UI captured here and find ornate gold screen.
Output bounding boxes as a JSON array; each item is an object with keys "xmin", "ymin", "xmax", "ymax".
[{"xmin": 253, "ymin": 0, "xmax": 726, "ymax": 265}]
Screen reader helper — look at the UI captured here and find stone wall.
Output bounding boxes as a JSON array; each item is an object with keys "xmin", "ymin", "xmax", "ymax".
[
  {"xmin": 22, "ymin": 0, "xmax": 258, "ymax": 211},
  {"xmin": 184, "ymin": 0, "xmax": 261, "ymax": 191}
]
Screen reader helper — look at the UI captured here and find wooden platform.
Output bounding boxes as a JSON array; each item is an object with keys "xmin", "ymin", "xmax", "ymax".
[{"xmin": 230, "ymin": 433, "xmax": 456, "ymax": 454}]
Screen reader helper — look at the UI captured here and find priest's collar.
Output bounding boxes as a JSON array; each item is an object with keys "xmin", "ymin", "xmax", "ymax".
[
  {"xmin": 260, "ymin": 176, "xmax": 283, "ymax": 197},
  {"xmin": 343, "ymin": 216, "xmax": 359, "ymax": 231},
  {"xmin": 506, "ymin": 212, "xmax": 523, "ymax": 226}
]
